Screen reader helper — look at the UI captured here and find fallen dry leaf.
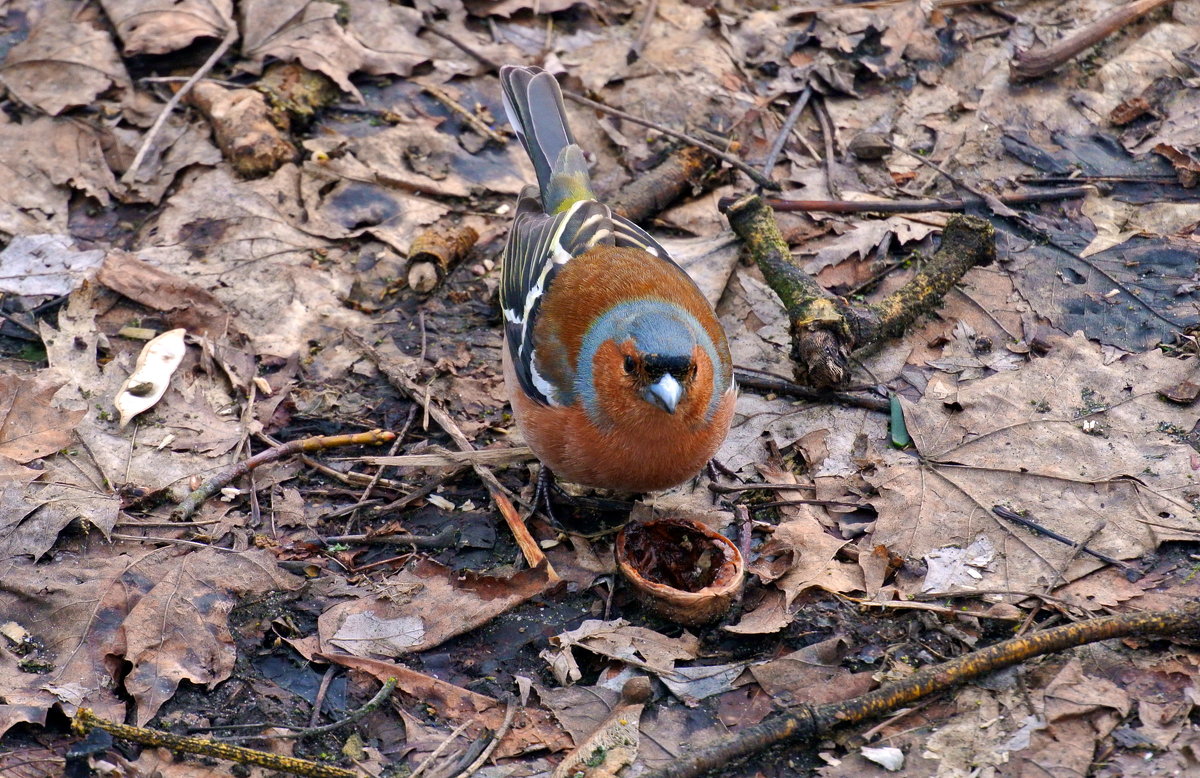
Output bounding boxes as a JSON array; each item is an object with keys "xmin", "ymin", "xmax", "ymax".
[
  {"xmin": 240, "ymin": 0, "xmax": 431, "ymax": 101},
  {"xmin": 0, "ymin": 118, "xmax": 122, "ymax": 236},
  {"xmin": 2, "ymin": 464, "xmax": 120, "ymax": 560},
  {"xmin": 122, "ymin": 548, "xmax": 304, "ymax": 725},
  {"xmin": 0, "ymin": 0, "xmax": 129, "ymax": 115},
  {"xmin": 0, "ymin": 547, "xmax": 301, "ymax": 733},
  {"xmin": 100, "ymin": 0, "xmax": 234, "ymax": 56},
  {"xmin": 0, "ymin": 235, "xmax": 105, "ymax": 297},
  {"xmin": 0, "ymin": 374, "xmax": 85, "ymax": 463},
  {"xmin": 752, "ymin": 515, "xmax": 865, "ymax": 606},
  {"xmin": 1006, "ymin": 660, "xmax": 1130, "ymax": 777},
  {"xmin": 869, "ymin": 332, "xmax": 1199, "ymax": 594},
  {"xmin": 542, "ymin": 619, "xmax": 700, "ymax": 686},
  {"xmin": 95, "ymin": 251, "xmax": 234, "ymax": 338},
  {"xmin": 317, "ymin": 558, "xmax": 553, "ymax": 658},
  {"xmin": 321, "ymin": 653, "xmax": 573, "ymax": 756}
]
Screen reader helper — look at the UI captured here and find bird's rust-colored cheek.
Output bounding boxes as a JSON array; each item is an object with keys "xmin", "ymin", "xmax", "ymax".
[
  {"xmin": 591, "ymin": 341, "xmax": 645, "ymax": 426},
  {"xmin": 675, "ymin": 345, "xmax": 716, "ymax": 424}
]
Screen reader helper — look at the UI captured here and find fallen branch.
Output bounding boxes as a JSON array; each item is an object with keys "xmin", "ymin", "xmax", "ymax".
[
  {"xmin": 1010, "ymin": 0, "xmax": 1172, "ymax": 81},
  {"xmin": 645, "ymin": 600, "xmax": 1200, "ymax": 778},
  {"xmin": 722, "ymin": 195, "xmax": 995, "ymax": 388},
  {"xmin": 406, "ymin": 224, "xmax": 481, "ymax": 294},
  {"xmin": 733, "ymin": 367, "xmax": 890, "ymax": 412},
  {"xmin": 717, "ymin": 186, "xmax": 1094, "ymax": 215},
  {"xmin": 609, "ymin": 146, "xmax": 720, "ymax": 224},
  {"xmin": 73, "ymin": 704, "xmax": 367, "ymax": 778}
]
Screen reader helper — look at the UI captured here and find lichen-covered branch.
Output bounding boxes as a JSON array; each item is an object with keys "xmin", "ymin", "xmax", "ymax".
[
  {"xmin": 867, "ymin": 216, "xmax": 996, "ymax": 340},
  {"xmin": 722, "ymin": 194, "xmax": 995, "ymax": 388}
]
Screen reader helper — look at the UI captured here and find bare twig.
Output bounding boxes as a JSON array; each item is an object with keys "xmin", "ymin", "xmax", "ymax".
[
  {"xmin": 344, "ymin": 405, "xmax": 416, "ymax": 533},
  {"xmin": 1016, "ymin": 517, "xmax": 1108, "ymax": 635},
  {"xmin": 123, "ymin": 27, "xmax": 238, "ymax": 186},
  {"xmin": 172, "ymin": 429, "xmax": 397, "ymax": 520},
  {"xmin": 1017, "ymin": 174, "xmax": 1177, "ymax": 186},
  {"xmin": 423, "ymin": 21, "xmax": 503, "ymax": 72},
  {"xmin": 410, "ymin": 721, "xmax": 473, "ymax": 778},
  {"xmin": 494, "ymin": 490, "xmax": 556, "ymax": 577},
  {"xmin": 454, "ymin": 698, "xmax": 518, "ymax": 778},
  {"xmin": 373, "ymin": 465, "xmax": 468, "ymax": 513},
  {"xmin": 419, "ymin": 81, "xmax": 507, "ymax": 145},
  {"xmin": 346, "ymin": 333, "xmax": 557, "ymax": 574},
  {"xmin": 349, "ymin": 332, "xmax": 518, "ymax": 503},
  {"xmin": 811, "ymin": 94, "xmax": 841, "ymax": 200},
  {"xmin": 1011, "ymin": 0, "xmax": 1172, "ymax": 80},
  {"xmin": 733, "ymin": 504, "xmax": 752, "ymax": 610},
  {"xmin": 363, "ymin": 447, "xmax": 534, "ymax": 469},
  {"xmin": 140, "ymin": 75, "xmax": 244, "ymax": 89},
  {"xmin": 991, "ymin": 506, "xmax": 1140, "ymax": 578},
  {"xmin": 840, "ymin": 594, "xmax": 1022, "ymax": 621},
  {"xmin": 111, "ymin": 534, "xmax": 236, "ymax": 551},
  {"xmin": 883, "ymin": 137, "xmax": 1011, "ymax": 215},
  {"xmin": 309, "ymin": 666, "xmax": 338, "ymax": 728},
  {"xmin": 717, "ymin": 186, "xmax": 1094, "ymax": 214},
  {"xmin": 627, "ymin": 0, "xmax": 660, "ymax": 63},
  {"xmin": 733, "ymin": 366, "xmax": 890, "ymax": 412},
  {"xmin": 709, "ymin": 481, "xmax": 816, "ymax": 494},
  {"xmin": 323, "ymin": 527, "xmax": 458, "ymax": 549},
  {"xmin": 219, "ymin": 678, "xmax": 398, "ymax": 743},
  {"xmin": 760, "ymin": 86, "xmax": 813, "ymax": 177}
]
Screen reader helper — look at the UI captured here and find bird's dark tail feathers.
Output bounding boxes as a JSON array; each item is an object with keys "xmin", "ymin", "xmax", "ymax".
[{"xmin": 500, "ymin": 65, "xmax": 594, "ymax": 214}]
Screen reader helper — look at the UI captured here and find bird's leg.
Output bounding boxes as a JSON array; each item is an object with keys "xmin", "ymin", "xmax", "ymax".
[
  {"xmin": 534, "ymin": 468, "xmax": 635, "ymax": 537},
  {"xmin": 534, "ymin": 465, "xmax": 562, "ymax": 523}
]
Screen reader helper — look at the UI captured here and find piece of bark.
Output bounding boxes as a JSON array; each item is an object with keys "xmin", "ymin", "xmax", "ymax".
[
  {"xmin": 185, "ymin": 80, "xmax": 298, "ymax": 178},
  {"xmin": 405, "ymin": 224, "xmax": 480, "ymax": 293}
]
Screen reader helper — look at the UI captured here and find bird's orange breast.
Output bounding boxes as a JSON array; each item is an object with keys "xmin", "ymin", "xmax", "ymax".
[
  {"xmin": 502, "ymin": 246, "xmax": 734, "ymax": 492},
  {"xmin": 504, "ymin": 340, "xmax": 735, "ymax": 492}
]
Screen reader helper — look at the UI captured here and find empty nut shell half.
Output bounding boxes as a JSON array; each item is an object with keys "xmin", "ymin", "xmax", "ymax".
[{"xmin": 615, "ymin": 517, "xmax": 744, "ymax": 626}]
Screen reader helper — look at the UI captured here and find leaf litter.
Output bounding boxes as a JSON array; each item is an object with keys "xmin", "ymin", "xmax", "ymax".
[{"xmin": 0, "ymin": 0, "xmax": 1198, "ymax": 775}]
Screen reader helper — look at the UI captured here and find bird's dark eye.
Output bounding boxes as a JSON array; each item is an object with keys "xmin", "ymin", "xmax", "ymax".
[{"xmin": 623, "ymin": 355, "xmax": 636, "ymax": 374}]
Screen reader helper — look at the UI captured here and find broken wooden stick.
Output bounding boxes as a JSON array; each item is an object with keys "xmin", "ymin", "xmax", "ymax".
[
  {"xmin": 406, "ymin": 223, "xmax": 480, "ymax": 293},
  {"xmin": 609, "ymin": 146, "xmax": 719, "ymax": 224}
]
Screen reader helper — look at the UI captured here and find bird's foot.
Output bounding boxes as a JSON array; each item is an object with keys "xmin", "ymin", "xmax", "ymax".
[
  {"xmin": 533, "ymin": 467, "xmax": 634, "ymax": 538},
  {"xmin": 533, "ymin": 465, "xmax": 562, "ymax": 524}
]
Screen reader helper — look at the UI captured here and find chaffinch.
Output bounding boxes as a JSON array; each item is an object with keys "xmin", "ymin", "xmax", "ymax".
[{"xmin": 499, "ymin": 65, "xmax": 735, "ymax": 493}]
